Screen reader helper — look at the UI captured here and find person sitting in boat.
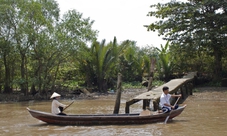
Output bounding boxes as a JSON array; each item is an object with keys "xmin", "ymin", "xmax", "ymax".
[
  {"xmin": 50, "ymin": 92, "xmax": 68, "ymax": 115},
  {"xmin": 159, "ymin": 86, "xmax": 181, "ymax": 113}
]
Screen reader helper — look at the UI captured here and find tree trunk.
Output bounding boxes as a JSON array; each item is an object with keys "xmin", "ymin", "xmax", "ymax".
[
  {"xmin": 51, "ymin": 62, "xmax": 60, "ymax": 92},
  {"xmin": 31, "ymin": 63, "xmax": 40, "ymax": 95},
  {"xmin": 31, "ymin": 84, "xmax": 37, "ymax": 96},
  {"xmin": 38, "ymin": 59, "xmax": 42, "ymax": 94},
  {"xmin": 113, "ymin": 73, "xmax": 122, "ymax": 114},
  {"xmin": 3, "ymin": 53, "xmax": 11, "ymax": 93},
  {"xmin": 213, "ymin": 47, "xmax": 222, "ymax": 81},
  {"xmin": 20, "ymin": 54, "xmax": 28, "ymax": 96},
  {"xmin": 98, "ymin": 77, "xmax": 107, "ymax": 92}
]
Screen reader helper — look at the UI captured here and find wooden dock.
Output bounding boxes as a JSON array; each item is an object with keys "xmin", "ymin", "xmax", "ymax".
[{"xmin": 125, "ymin": 72, "xmax": 197, "ymax": 113}]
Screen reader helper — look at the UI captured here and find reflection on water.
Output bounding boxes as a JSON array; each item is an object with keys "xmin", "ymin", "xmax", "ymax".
[{"xmin": 1, "ymin": 89, "xmax": 227, "ymax": 136}]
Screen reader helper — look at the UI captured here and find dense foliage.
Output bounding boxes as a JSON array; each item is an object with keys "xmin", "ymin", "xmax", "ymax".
[
  {"xmin": 2, "ymin": 0, "xmax": 226, "ymax": 96},
  {"xmin": 146, "ymin": 0, "xmax": 227, "ymax": 81},
  {"xmin": 0, "ymin": 0, "xmax": 98, "ymax": 95},
  {"xmin": 0, "ymin": 0, "xmax": 157, "ymax": 95}
]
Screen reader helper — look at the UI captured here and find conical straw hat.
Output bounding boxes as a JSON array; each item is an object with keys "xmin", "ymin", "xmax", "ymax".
[{"xmin": 50, "ymin": 92, "xmax": 61, "ymax": 99}]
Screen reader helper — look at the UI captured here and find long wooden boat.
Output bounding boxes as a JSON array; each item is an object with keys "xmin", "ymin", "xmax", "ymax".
[{"xmin": 27, "ymin": 105, "xmax": 186, "ymax": 125}]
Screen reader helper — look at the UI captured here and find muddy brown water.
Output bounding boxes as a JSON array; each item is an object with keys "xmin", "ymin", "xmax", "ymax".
[{"xmin": 0, "ymin": 87, "xmax": 227, "ymax": 136}]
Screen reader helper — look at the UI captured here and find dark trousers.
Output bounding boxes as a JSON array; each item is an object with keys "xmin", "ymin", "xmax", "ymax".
[{"xmin": 162, "ymin": 105, "xmax": 179, "ymax": 113}]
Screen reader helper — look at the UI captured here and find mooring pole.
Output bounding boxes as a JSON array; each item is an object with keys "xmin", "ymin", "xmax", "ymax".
[{"xmin": 113, "ymin": 73, "xmax": 122, "ymax": 114}]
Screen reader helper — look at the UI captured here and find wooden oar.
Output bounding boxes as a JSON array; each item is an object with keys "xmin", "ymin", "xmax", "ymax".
[
  {"xmin": 63, "ymin": 101, "xmax": 74, "ymax": 111},
  {"xmin": 164, "ymin": 97, "xmax": 181, "ymax": 124}
]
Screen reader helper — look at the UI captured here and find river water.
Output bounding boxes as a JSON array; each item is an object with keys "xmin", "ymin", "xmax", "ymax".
[{"xmin": 0, "ymin": 87, "xmax": 227, "ymax": 136}]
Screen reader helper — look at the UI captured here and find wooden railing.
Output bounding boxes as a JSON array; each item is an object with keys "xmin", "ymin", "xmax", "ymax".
[{"xmin": 125, "ymin": 72, "xmax": 197, "ymax": 113}]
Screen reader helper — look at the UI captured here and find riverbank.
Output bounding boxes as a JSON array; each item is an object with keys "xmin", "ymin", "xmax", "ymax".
[
  {"xmin": 189, "ymin": 87, "xmax": 227, "ymax": 100},
  {"xmin": 0, "ymin": 87, "xmax": 227, "ymax": 103},
  {"xmin": 0, "ymin": 88, "xmax": 148, "ymax": 102}
]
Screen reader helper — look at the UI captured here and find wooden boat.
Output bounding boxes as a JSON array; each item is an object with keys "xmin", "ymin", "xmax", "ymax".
[{"xmin": 27, "ymin": 105, "xmax": 186, "ymax": 125}]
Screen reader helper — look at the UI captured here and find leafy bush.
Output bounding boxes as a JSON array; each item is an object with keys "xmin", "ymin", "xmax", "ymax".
[
  {"xmin": 203, "ymin": 81, "xmax": 221, "ymax": 87},
  {"xmin": 152, "ymin": 80, "xmax": 165, "ymax": 87},
  {"xmin": 122, "ymin": 80, "xmax": 165, "ymax": 89},
  {"xmin": 122, "ymin": 81, "xmax": 144, "ymax": 89}
]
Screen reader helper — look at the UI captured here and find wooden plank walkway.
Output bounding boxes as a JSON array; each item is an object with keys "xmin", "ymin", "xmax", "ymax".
[
  {"xmin": 133, "ymin": 78, "xmax": 190, "ymax": 100},
  {"xmin": 125, "ymin": 72, "xmax": 197, "ymax": 113}
]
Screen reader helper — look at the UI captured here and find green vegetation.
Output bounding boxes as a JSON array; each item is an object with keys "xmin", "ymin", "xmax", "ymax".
[
  {"xmin": 201, "ymin": 81, "xmax": 221, "ymax": 87},
  {"xmin": 193, "ymin": 88, "xmax": 200, "ymax": 93},
  {"xmin": 0, "ymin": 0, "xmax": 227, "ymax": 97},
  {"xmin": 156, "ymin": 41, "xmax": 175, "ymax": 82},
  {"xmin": 122, "ymin": 80, "xmax": 165, "ymax": 89},
  {"xmin": 146, "ymin": 0, "xmax": 227, "ymax": 82},
  {"xmin": 122, "ymin": 82, "xmax": 144, "ymax": 89}
]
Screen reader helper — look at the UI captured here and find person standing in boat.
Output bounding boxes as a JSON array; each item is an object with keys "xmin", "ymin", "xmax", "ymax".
[
  {"xmin": 159, "ymin": 86, "xmax": 181, "ymax": 113},
  {"xmin": 50, "ymin": 92, "xmax": 68, "ymax": 115}
]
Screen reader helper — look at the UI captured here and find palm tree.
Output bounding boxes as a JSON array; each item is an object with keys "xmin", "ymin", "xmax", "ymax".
[
  {"xmin": 156, "ymin": 41, "xmax": 174, "ymax": 81},
  {"xmin": 90, "ymin": 37, "xmax": 119, "ymax": 91}
]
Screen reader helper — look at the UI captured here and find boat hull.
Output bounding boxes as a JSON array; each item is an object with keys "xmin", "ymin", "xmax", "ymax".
[{"xmin": 27, "ymin": 106, "xmax": 186, "ymax": 125}]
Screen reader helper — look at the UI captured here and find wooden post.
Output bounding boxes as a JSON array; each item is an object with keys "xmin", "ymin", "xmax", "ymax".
[
  {"xmin": 189, "ymin": 82, "xmax": 193, "ymax": 95},
  {"xmin": 145, "ymin": 76, "xmax": 152, "ymax": 109},
  {"xmin": 180, "ymin": 86, "xmax": 184, "ymax": 99},
  {"xmin": 145, "ymin": 58, "xmax": 156, "ymax": 110},
  {"xmin": 153, "ymin": 100, "xmax": 159, "ymax": 111},
  {"xmin": 125, "ymin": 102, "xmax": 130, "ymax": 114},
  {"xmin": 142, "ymin": 100, "xmax": 147, "ymax": 110},
  {"xmin": 113, "ymin": 73, "xmax": 122, "ymax": 114},
  {"xmin": 185, "ymin": 83, "xmax": 189, "ymax": 96},
  {"xmin": 125, "ymin": 99, "xmax": 141, "ymax": 113},
  {"xmin": 147, "ymin": 77, "xmax": 153, "ymax": 91},
  {"xmin": 147, "ymin": 58, "xmax": 156, "ymax": 91}
]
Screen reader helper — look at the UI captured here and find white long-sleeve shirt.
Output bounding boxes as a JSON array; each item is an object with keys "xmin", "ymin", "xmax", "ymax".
[
  {"xmin": 51, "ymin": 99, "xmax": 66, "ymax": 114},
  {"xmin": 159, "ymin": 93, "xmax": 171, "ymax": 110}
]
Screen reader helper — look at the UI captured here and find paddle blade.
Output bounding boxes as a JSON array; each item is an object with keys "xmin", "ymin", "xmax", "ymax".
[{"xmin": 164, "ymin": 115, "xmax": 170, "ymax": 124}]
